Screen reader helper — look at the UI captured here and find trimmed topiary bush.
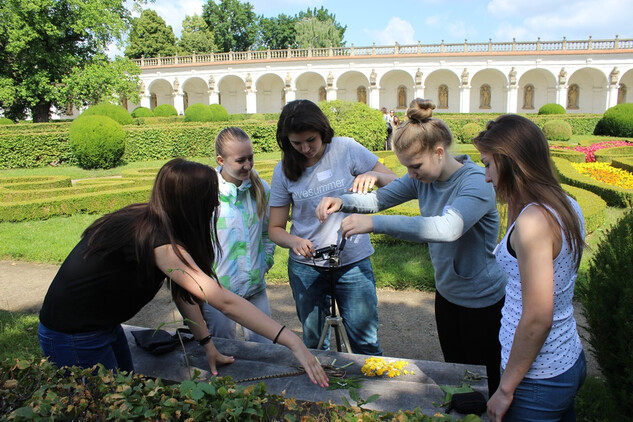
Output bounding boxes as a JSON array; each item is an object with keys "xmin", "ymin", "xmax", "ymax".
[
  {"xmin": 184, "ymin": 103, "xmax": 214, "ymax": 122},
  {"xmin": 153, "ymin": 104, "xmax": 178, "ymax": 117},
  {"xmin": 0, "ymin": 117, "xmax": 14, "ymax": 125},
  {"xmin": 581, "ymin": 209, "xmax": 633, "ymax": 419},
  {"xmin": 538, "ymin": 103, "xmax": 566, "ymax": 115},
  {"xmin": 319, "ymin": 100, "xmax": 385, "ymax": 151},
  {"xmin": 208, "ymin": 103, "xmax": 229, "ymax": 121},
  {"xmin": 593, "ymin": 103, "xmax": 633, "ymax": 137},
  {"xmin": 131, "ymin": 106, "xmax": 154, "ymax": 118},
  {"xmin": 69, "ymin": 115, "xmax": 125, "ymax": 169},
  {"xmin": 542, "ymin": 120, "xmax": 573, "ymax": 142},
  {"xmin": 80, "ymin": 103, "xmax": 133, "ymax": 125},
  {"xmin": 458, "ymin": 122, "xmax": 483, "ymax": 143}
]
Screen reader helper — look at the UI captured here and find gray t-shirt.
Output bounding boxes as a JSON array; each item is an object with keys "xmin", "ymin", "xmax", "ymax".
[{"xmin": 270, "ymin": 137, "xmax": 377, "ymax": 267}]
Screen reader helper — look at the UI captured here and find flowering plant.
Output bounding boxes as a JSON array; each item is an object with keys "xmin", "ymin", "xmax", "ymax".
[
  {"xmin": 550, "ymin": 140, "xmax": 633, "ymax": 162},
  {"xmin": 571, "ymin": 162, "xmax": 633, "ymax": 189},
  {"xmin": 360, "ymin": 357, "xmax": 414, "ymax": 378}
]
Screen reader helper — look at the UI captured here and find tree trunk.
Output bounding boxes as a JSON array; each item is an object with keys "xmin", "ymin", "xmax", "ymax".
[{"xmin": 32, "ymin": 102, "xmax": 52, "ymax": 123}]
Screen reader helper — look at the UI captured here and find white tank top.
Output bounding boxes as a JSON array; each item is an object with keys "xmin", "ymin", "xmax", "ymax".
[{"xmin": 495, "ymin": 198, "xmax": 584, "ymax": 379}]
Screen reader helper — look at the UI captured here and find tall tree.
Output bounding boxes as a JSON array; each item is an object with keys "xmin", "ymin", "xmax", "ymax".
[
  {"xmin": 297, "ymin": 7, "xmax": 346, "ymax": 46},
  {"xmin": 0, "ymin": 0, "xmax": 139, "ymax": 123},
  {"xmin": 202, "ymin": 0, "xmax": 257, "ymax": 52},
  {"xmin": 295, "ymin": 17, "xmax": 342, "ymax": 49},
  {"xmin": 178, "ymin": 14, "xmax": 216, "ymax": 55},
  {"xmin": 125, "ymin": 9, "xmax": 178, "ymax": 59},
  {"xmin": 257, "ymin": 14, "xmax": 297, "ymax": 50}
]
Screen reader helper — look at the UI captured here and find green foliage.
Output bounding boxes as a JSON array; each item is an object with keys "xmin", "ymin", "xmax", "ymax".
[
  {"xmin": 297, "ymin": 6, "xmax": 346, "ymax": 46},
  {"xmin": 542, "ymin": 119, "xmax": 573, "ymax": 142},
  {"xmin": 594, "ymin": 145, "xmax": 633, "ymax": 163},
  {"xmin": 80, "ymin": 103, "xmax": 133, "ymax": 125},
  {"xmin": 69, "ymin": 115, "xmax": 126, "ymax": 169},
  {"xmin": 575, "ymin": 375, "xmax": 621, "ymax": 422},
  {"xmin": 178, "ymin": 14, "xmax": 216, "ymax": 54},
  {"xmin": 209, "ymin": 103, "xmax": 230, "ymax": 121},
  {"xmin": 594, "ymin": 103, "xmax": 633, "ymax": 137},
  {"xmin": 458, "ymin": 122, "xmax": 483, "ymax": 144},
  {"xmin": 131, "ymin": 106, "xmax": 154, "ymax": 118},
  {"xmin": 184, "ymin": 103, "xmax": 214, "ymax": 122},
  {"xmin": 0, "ymin": 311, "xmax": 41, "ymax": 361},
  {"xmin": 581, "ymin": 209, "xmax": 633, "ymax": 418},
  {"xmin": 257, "ymin": 14, "xmax": 298, "ymax": 49},
  {"xmin": 202, "ymin": 0, "xmax": 257, "ymax": 52},
  {"xmin": 295, "ymin": 17, "xmax": 341, "ymax": 48},
  {"xmin": 319, "ymin": 100, "xmax": 385, "ymax": 151},
  {"xmin": 0, "ymin": 0, "xmax": 134, "ymax": 122},
  {"xmin": 153, "ymin": 104, "xmax": 178, "ymax": 117},
  {"xmin": 0, "ymin": 117, "xmax": 14, "ymax": 125},
  {"xmin": 124, "ymin": 9, "xmax": 178, "ymax": 59},
  {"xmin": 0, "ymin": 132, "xmax": 76, "ymax": 169},
  {"xmin": 538, "ymin": 103, "xmax": 566, "ymax": 115}
]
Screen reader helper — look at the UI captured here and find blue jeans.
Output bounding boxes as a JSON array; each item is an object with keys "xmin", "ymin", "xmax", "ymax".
[
  {"xmin": 503, "ymin": 350, "xmax": 586, "ymax": 421},
  {"xmin": 288, "ymin": 257, "xmax": 381, "ymax": 355},
  {"xmin": 38, "ymin": 323, "xmax": 134, "ymax": 372},
  {"xmin": 202, "ymin": 289, "xmax": 272, "ymax": 343}
]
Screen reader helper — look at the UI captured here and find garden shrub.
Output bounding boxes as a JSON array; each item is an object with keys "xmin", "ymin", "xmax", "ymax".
[
  {"xmin": 184, "ymin": 103, "xmax": 214, "ymax": 122},
  {"xmin": 208, "ymin": 103, "xmax": 229, "ymax": 121},
  {"xmin": 153, "ymin": 104, "xmax": 178, "ymax": 117},
  {"xmin": 458, "ymin": 122, "xmax": 483, "ymax": 143},
  {"xmin": 131, "ymin": 106, "xmax": 154, "ymax": 118},
  {"xmin": 80, "ymin": 103, "xmax": 133, "ymax": 125},
  {"xmin": 69, "ymin": 115, "xmax": 125, "ymax": 169},
  {"xmin": 593, "ymin": 103, "xmax": 633, "ymax": 137},
  {"xmin": 538, "ymin": 103, "xmax": 566, "ymax": 115},
  {"xmin": 581, "ymin": 209, "xmax": 633, "ymax": 419},
  {"xmin": 0, "ymin": 117, "xmax": 14, "ymax": 125},
  {"xmin": 542, "ymin": 120, "xmax": 573, "ymax": 142},
  {"xmin": 594, "ymin": 145, "xmax": 633, "ymax": 163},
  {"xmin": 320, "ymin": 100, "xmax": 385, "ymax": 151}
]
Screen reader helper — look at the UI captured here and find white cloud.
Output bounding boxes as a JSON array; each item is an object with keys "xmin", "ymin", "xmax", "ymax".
[
  {"xmin": 148, "ymin": 0, "xmax": 205, "ymax": 36},
  {"xmin": 365, "ymin": 17, "xmax": 416, "ymax": 45}
]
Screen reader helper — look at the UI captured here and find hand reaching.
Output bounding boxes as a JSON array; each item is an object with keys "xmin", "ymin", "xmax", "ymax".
[
  {"xmin": 341, "ymin": 214, "xmax": 374, "ymax": 238},
  {"xmin": 351, "ymin": 172, "xmax": 378, "ymax": 194},
  {"xmin": 316, "ymin": 197, "xmax": 343, "ymax": 223},
  {"xmin": 202, "ymin": 340, "xmax": 235, "ymax": 376}
]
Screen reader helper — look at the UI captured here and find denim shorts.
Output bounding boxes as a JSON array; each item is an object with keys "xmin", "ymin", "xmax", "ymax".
[{"xmin": 38, "ymin": 323, "xmax": 134, "ymax": 372}]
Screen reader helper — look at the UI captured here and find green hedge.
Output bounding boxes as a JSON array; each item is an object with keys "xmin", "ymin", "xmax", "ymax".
[
  {"xmin": 562, "ymin": 184, "xmax": 606, "ymax": 234},
  {"xmin": 549, "ymin": 147, "xmax": 586, "ymax": 163},
  {"xmin": 552, "ymin": 157, "xmax": 633, "ymax": 207},
  {"xmin": 594, "ymin": 146, "xmax": 633, "ymax": 163},
  {"xmin": 0, "ymin": 133, "xmax": 76, "ymax": 168},
  {"xmin": 611, "ymin": 157, "xmax": 633, "ymax": 173}
]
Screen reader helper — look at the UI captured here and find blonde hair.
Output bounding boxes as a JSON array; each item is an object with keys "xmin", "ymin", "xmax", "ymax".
[
  {"xmin": 215, "ymin": 127, "xmax": 268, "ymax": 218},
  {"xmin": 393, "ymin": 98, "xmax": 453, "ymax": 155}
]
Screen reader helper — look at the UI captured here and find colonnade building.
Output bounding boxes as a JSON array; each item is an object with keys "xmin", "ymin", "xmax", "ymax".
[{"xmin": 130, "ymin": 37, "xmax": 633, "ymax": 116}]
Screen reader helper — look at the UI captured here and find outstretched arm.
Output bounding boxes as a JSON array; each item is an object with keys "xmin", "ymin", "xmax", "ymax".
[
  {"xmin": 154, "ymin": 244, "xmax": 328, "ymax": 387},
  {"xmin": 351, "ymin": 161, "xmax": 397, "ymax": 194}
]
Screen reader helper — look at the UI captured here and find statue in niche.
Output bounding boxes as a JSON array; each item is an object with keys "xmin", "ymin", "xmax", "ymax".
[
  {"xmin": 523, "ymin": 85, "xmax": 534, "ymax": 109},
  {"xmin": 245, "ymin": 73, "xmax": 252, "ymax": 90},
  {"xmin": 370, "ymin": 69, "xmax": 377, "ymax": 86},
  {"xmin": 610, "ymin": 67, "xmax": 620, "ymax": 86},
  {"xmin": 173, "ymin": 78, "xmax": 180, "ymax": 92},
  {"xmin": 559, "ymin": 68, "xmax": 567, "ymax": 85},
  {"xmin": 281, "ymin": 89, "xmax": 286, "ymax": 105},
  {"xmin": 508, "ymin": 67, "xmax": 517, "ymax": 85},
  {"xmin": 183, "ymin": 92, "xmax": 188, "ymax": 110},
  {"xmin": 319, "ymin": 86, "xmax": 327, "ymax": 102},
  {"xmin": 567, "ymin": 84, "xmax": 579, "ymax": 109},
  {"xmin": 208, "ymin": 75, "xmax": 215, "ymax": 91},
  {"xmin": 438, "ymin": 85, "xmax": 448, "ymax": 108},
  {"xmin": 480, "ymin": 85, "xmax": 491, "ymax": 109},
  {"xmin": 397, "ymin": 86, "xmax": 407, "ymax": 108},
  {"xmin": 415, "ymin": 68, "xmax": 423, "ymax": 86},
  {"xmin": 357, "ymin": 86, "xmax": 367, "ymax": 104},
  {"xmin": 139, "ymin": 81, "xmax": 146, "ymax": 95},
  {"xmin": 285, "ymin": 73, "xmax": 292, "ymax": 88},
  {"xmin": 150, "ymin": 93, "xmax": 157, "ymax": 109},
  {"xmin": 327, "ymin": 72, "xmax": 334, "ymax": 87},
  {"xmin": 461, "ymin": 68, "xmax": 469, "ymax": 86},
  {"xmin": 618, "ymin": 84, "xmax": 626, "ymax": 104}
]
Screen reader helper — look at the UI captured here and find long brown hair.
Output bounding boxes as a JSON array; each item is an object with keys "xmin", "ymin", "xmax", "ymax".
[
  {"xmin": 393, "ymin": 98, "xmax": 453, "ymax": 155},
  {"xmin": 215, "ymin": 127, "xmax": 267, "ymax": 218},
  {"xmin": 276, "ymin": 99, "xmax": 334, "ymax": 181},
  {"xmin": 473, "ymin": 114, "xmax": 584, "ymax": 267},
  {"xmin": 83, "ymin": 158, "xmax": 221, "ymax": 303}
]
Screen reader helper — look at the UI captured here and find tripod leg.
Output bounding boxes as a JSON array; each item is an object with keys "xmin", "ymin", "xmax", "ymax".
[{"xmin": 317, "ymin": 319, "xmax": 330, "ymax": 350}]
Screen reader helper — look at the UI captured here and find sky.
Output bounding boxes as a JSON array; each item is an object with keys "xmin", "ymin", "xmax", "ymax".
[{"xmin": 123, "ymin": 0, "xmax": 633, "ymax": 51}]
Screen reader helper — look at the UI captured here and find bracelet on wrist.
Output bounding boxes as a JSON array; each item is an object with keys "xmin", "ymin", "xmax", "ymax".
[
  {"xmin": 273, "ymin": 325, "xmax": 286, "ymax": 344},
  {"xmin": 197, "ymin": 334, "xmax": 212, "ymax": 346}
]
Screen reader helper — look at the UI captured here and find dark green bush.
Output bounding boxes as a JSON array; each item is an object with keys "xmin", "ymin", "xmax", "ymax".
[
  {"xmin": 0, "ymin": 117, "xmax": 14, "ymax": 125},
  {"xmin": 538, "ymin": 103, "xmax": 566, "ymax": 115},
  {"xmin": 593, "ymin": 103, "xmax": 633, "ymax": 137},
  {"xmin": 320, "ymin": 100, "xmax": 385, "ymax": 151},
  {"xmin": 458, "ymin": 122, "xmax": 483, "ymax": 143},
  {"xmin": 542, "ymin": 120, "xmax": 573, "ymax": 141},
  {"xmin": 131, "ymin": 106, "xmax": 154, "ymax": 118},
  {"xmin": 184, "ymin": 103, "xmax": 214, "ymax": 122},
  {"xmin": 69, "ymin": 115, "xmax": 125, "ymax": 169},
  {"xmin": 80, "ymin": 103, "xmax": 133, "ymax": 125},
  {"xmin": 581, "ymin": 209, "xmax": 633, "ymax": 419},
  {"xmin": 209, "ymin": 103, "xmax": 229, "ymax": 121},
  {"xmin": 153, "ymin": 104, "xmax": 178, "ymax": 117}
]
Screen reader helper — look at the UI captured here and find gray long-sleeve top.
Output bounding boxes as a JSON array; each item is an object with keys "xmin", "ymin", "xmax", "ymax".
[{"xmin": 340, "ymin": 155, "xmax": 506, "ymax": 308}]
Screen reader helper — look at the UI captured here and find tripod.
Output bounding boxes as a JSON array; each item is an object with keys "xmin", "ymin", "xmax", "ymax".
[{"xmin": 316, "ymin": 242, "xmax": 352, "ymax": 353}]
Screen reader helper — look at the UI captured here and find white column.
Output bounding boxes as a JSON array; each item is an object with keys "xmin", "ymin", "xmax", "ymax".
[
  {"xmin": 414, "ymin": 86, "xmax": 424, "ymax": 100},
  {"xmin": 606, "ymin": 85, "xmax": 619, "ymax": 109},
  {"xmin": 140, "ymin": 95, "xmax": 151, "ymax": 109},
  {"xmin": 369, "ymin": 86, "xmax": 380, "ymax": 109},
  {"xmin": 506, "ymin": 85, "xmax": 518, "ymax": 113},
  {"xmin": 208, "ymin": 90, "xmax": 219, "ymax": 105},
  {"xmin": 326, "ymin": 87, "xmax": 337, "ymax": 101},
  {"xmin": 246, "ymin": 90, "xmax": 257, "ymax": 113},
  {"xmin": 173, "ymin": 92, "xmax": 185, "ymax": 115},
  {"xmin": 556, "ymin": 85, "xmax": 567, "ymax": 108},
  {"xmin": 284, "ymin": 88, "xmax": 296, "ymax": 104},
  {"xmin": 459, "ymin": 86, "xmax": 471, "ymax": 113}
]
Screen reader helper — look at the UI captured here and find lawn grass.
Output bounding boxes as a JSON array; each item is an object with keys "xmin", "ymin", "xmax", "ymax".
[{"xmin": 0, "ymin": 311, "xmax": 41, "ymax": 362}]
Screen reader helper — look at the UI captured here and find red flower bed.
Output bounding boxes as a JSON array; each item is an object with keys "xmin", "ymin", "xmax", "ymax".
[{"xmin": 550, "ymin": 140, "xmax": 633, "ymax": 162}]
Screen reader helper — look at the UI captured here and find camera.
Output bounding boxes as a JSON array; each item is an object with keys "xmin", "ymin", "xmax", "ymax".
[{"xmin": 313, "ymin": 244, "xmax": 338, "ymax": 260}]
